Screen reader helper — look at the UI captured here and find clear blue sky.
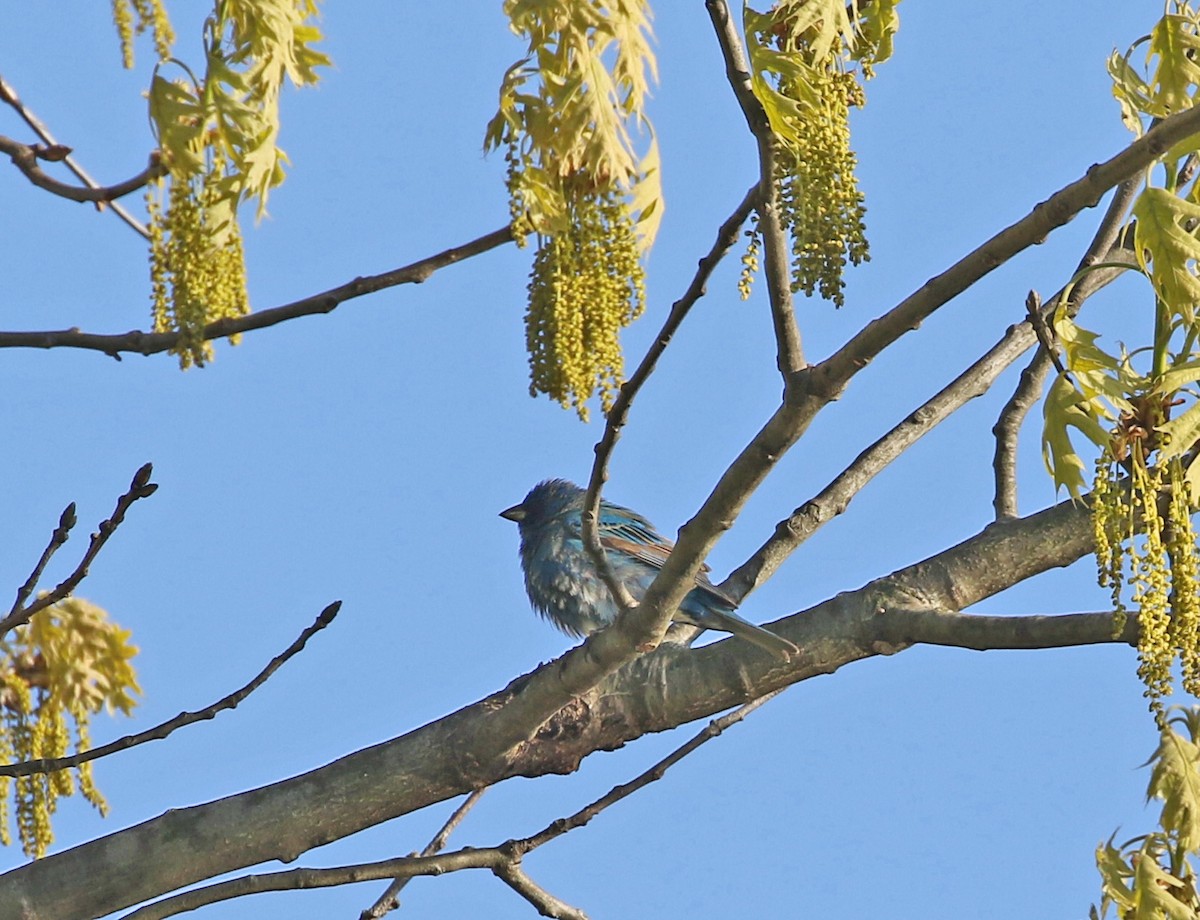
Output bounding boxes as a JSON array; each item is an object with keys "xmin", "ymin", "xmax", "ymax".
[{"xmin": 0, "ymin": 3, "xmax": 1166, "ymax": 918}]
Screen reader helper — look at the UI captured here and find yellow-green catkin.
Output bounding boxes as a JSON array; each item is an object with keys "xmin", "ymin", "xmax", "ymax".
[
  {"xmin": 1093, "ymin": 452, "xmax": 1131, "ymax": 637},
  {"xmin": 110, "ymin": 0, "xmax": 173, "ymax": 68},
  {"xmin": 148, "ymin": 151, "xmax": 250, "ymax": 369},
  {"xmin": 777, "ymin": 67, "xmax": 869, "ymax": 308},
  {"xmin": 1130, "ymin": 458, "xmax": 1173, "ymax": 711},
  {"xmin": 525, "ymin": 186, "xmax": 645, "ymax": 420},
  {"xmin": 1169, "ymin": 459, "xmax": 1200, "ymax": 695},
  {"xmin": 739, "ymin": 214, "xmax": 762, "ymax": 301}
]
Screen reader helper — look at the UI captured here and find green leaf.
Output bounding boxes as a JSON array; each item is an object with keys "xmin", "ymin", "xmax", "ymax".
[
  {"xmin": 1149, "ymin": 715, "xmax": 1200, "ymax": 850},
  {"xmin": 1042, "ymin": 374, "xmax": 1111, "ymax": 499},
  {"xmin": 1159, "ymin": 400, "xmax": 1200, "ymax": 461},
  {"xmin": 1133, "ymin": 188, "xmax": 1200, "ymax": 325}
]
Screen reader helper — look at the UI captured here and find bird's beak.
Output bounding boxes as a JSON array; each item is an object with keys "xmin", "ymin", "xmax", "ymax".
[{"xmin": 499, "ymin": 503, "xmax": 526, "ymax": 523}]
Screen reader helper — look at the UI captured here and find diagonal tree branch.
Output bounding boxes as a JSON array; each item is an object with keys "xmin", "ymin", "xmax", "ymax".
[
  {"xmin": 0, "ymin": 226, "xmax": 516, "ymax": 359},
  {"xmin": 0, "ymin": 73, "xmax": 152, "ymax": 237},
  {"xmin": 118, "ymin": 691, "xmax": 781, "ymax": 920},
  {"xmin": 0, "ymin": 602, "xmax": 340, "ymax": 779},
  {"xmin": 0, "ymin": 491, "xmax": 1106, "ymax": 920},
  {"xmin": 627, "ymin": 100, "xmax": 1200, "ymax": 652}
]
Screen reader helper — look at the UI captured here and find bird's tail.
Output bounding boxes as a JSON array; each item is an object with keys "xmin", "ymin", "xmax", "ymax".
[{"xmin": 699, "ymin": 610, "xmax": 799, "ymax": 660}]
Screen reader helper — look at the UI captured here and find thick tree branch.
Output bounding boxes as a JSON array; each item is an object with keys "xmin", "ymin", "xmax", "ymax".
[
  {"xmin": 705, "ymin": 0, "xmax": 805, "ymax": 377},
  {"xmin": 0, "ymin": 464, "xmax": 157, "ymax": 639},
  {"xmin": 876, "ymin": 608, "xmax": 1135, "ymax": 651},
  {"xmin": 581, "ymin": 186, "xmax": 759, "ymax": 613},
  {"xmin": 0, "ymin": 493, "xmax": 1104, "ymax": 920},
  {"xmin": 125, "ymin": 692, "xmax": 780, "ymax": 920},
  {"xmin": 0, "ymin": 602, "xmax": 340, "ymax": 779},
  {"xmin": 0, "ymin": 73, "xmax": 151, "ymax": 237},
  {"xmin": 0, "ymin": 225, "xmax": 517, "ymax": 358}
]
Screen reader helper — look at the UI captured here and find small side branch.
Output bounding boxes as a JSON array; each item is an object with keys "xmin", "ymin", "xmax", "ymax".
[
  {"xmin": 0, "ymin": 226, "xmax": 516, "ymax": 358},
  {"xmin": 0, "ymin": 464, "xmax": 157, "ymax": 638},
  {"xmin": 0, "ymin": 135, "xmax": 160, "ymax": 205},
  {"xmin": 0, "ymin": 73, "xmax": 152, "ymax": 237},
  {"xmin": 705, "ymin": 0, "xmax": 805, "ymax": 377},
  {"xmin": 359, "ymin": 789, "xmax": 485, "ymax": 920},
  {"xmin": 990, "ymin": 177, "xmax": 1139, "ymax": 519},
  {"xmin": 8, "ymin": 502, "xmax": 77, "ymax": 617},
  {"xmin": 492, "ymin": 862, "xmax": 588, "ymax": 920},
  {"xmin": 0, "ymin": 602, "xmax": 341, "ymax": 778},
  {"xmin": 581, "ymin": 186, "xmax": 759, "ymax": 617}
]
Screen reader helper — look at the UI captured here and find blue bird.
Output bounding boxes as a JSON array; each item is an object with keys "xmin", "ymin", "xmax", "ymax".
[{"xmin": 500, "ymin": 479, "xmax": 798, "ymax": 659}]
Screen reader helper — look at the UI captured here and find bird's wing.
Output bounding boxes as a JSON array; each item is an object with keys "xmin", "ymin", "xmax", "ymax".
[{"xmin": 596, "ymin": 502, "xmax": 738, "ymax": 608}]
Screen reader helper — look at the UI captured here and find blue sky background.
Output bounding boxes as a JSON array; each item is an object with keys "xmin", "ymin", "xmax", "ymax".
[{"xmin": 0, "ymin": 3, "xmax": 1170, "ymax": 917}]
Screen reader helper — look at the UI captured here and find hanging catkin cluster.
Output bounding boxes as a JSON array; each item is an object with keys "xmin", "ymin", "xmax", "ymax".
[{"xmin": 487, "ymin": 0, "xmax": 660, "ymax": 420}]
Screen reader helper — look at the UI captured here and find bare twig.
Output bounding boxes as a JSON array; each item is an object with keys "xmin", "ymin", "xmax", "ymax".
[
  {"xmin": 8, "ymin": 502, "xmax": 77, "ymax": 617},
  {"xmin": 0, "ymin": 601, "xmax": 341, "ymax": 778},
  {"xmin": 491, "ymin": 862, "xmax": 588, "ymax": 920},
  {"xmin": 1024, "ymin": 291, "xmax": 1065, "ymax": 375},
  {"xmin": 705, "ymin": 0, "xmax": 805, "ymax": 378},
  {"xmin": 360, "ymin": 788, "xmax": 485, "ymax": 919},
  {"xmin": 0, "ymin": 464, "xmax": 157, "ymax": 638},
  {"xmin": 991, "ymin": 349, "xmax": 1054, "ymax": 519},
  {"xmin": 0, "ymin": 135, "xmax": 160, "ymax": 206},
  {"xmin": 581, "ymin": 186, "xmax": 760, "ymax": 618},
  {"xmin": 0, "ymin": 73, "xmax": 153, "ymax": 237},
  {"xmin": 990, "ymin": 176, "xmax": 1140, "ymax": 518},
  {"xmin": 0, "ymin": 225, "xmax": 516, "ymax": 358}
]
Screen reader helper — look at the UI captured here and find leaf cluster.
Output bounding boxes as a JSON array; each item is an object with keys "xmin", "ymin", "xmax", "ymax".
[
  {"xmin": 739, "ymin": 0, "xmax": 899, "ymax": 306},
  {"xmin": 144, "ymin": 0, "xmax": 328, "ymax": 367},
  {"xmin": 486, "ymin": 0, "xmax": 660, "ymax": 417},
  {"xmin": 1095, "ymin": 708, "xmax": 1200, "ymax": 919},
  {"xmin": 0, "ymin": 597, "xmax": 140, "ymax": 859}
]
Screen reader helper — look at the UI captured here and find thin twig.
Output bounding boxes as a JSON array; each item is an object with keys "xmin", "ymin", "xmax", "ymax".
[
  {"xmin": 990, "ymin": 176, "xmax": 1140, "ymax": 518},
  {"xmin": 117, "ymin": 688, "xmax": 782, "ymax": 920},
  {"xmin": 1024, "ymin": 290, "xmax": 1066, "ymax": 375},
  {"xmin": 705, "ymin": 0, "xmax": 805, "ymax": 378},
  {"xmin": 581, "ymin": 186, "xmax": 759, "ymax": 617},
  {"xmin": 0, "ymin": 225, "xmax": 516, "ymax": 358},
  {"xmin": 492, "ymin": 862, "xmax": 588, "ymax": 920},
  {"xmin": 360, "ymin": 789, "xmax": 485, "ymax": 920},
  {"xmin": 0, "ymin": 602, "xmax": 341, "ymax": 778},
  {"xmin": 8, "ymin": 502, "xmax": 77, "ymax": 617},
  {"xmin": 0, "ymin": 464, "xmax": 157, "ymax": 638},
  {"xmin": 0, "ymin": 135, "xmax": 160, "ymax": 206},
  {"xmin": 0, "ymin": 72, "xmax": 153, "ymax": 237}
]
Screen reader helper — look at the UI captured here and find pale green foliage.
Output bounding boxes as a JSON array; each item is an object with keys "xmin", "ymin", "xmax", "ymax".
[
  {"xmin": 0, "ymin": 598, "xmax": 140, "ymax": 858},
  {"xmin": 147, "ymin": 0, "xmax": 329, "ymax": 367},
  {"xmin": 486, "ymin": 0, "xmax": 659, "ymax": 418},
  {"xmin": 1044, "ymin": 3, "xmax": 1200, "ymax": 500},
  {"xmin": 1094, "ymin": 708, "xmax": 1200, "ymax": 919},
  {"xmin": 739, "ymin": 0, "xmax": 899, "ymax": 306}
]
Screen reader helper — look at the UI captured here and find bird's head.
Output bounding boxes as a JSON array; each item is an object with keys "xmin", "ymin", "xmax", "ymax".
[{"xmin": 499, "ymin": 479, "xmax": 584, "ymax": 530}]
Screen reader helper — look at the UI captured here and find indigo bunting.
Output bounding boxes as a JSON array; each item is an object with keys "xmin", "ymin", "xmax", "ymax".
[{"xmin": 500, "ymin": 479, "xmax": 798, "ymax": 659}]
